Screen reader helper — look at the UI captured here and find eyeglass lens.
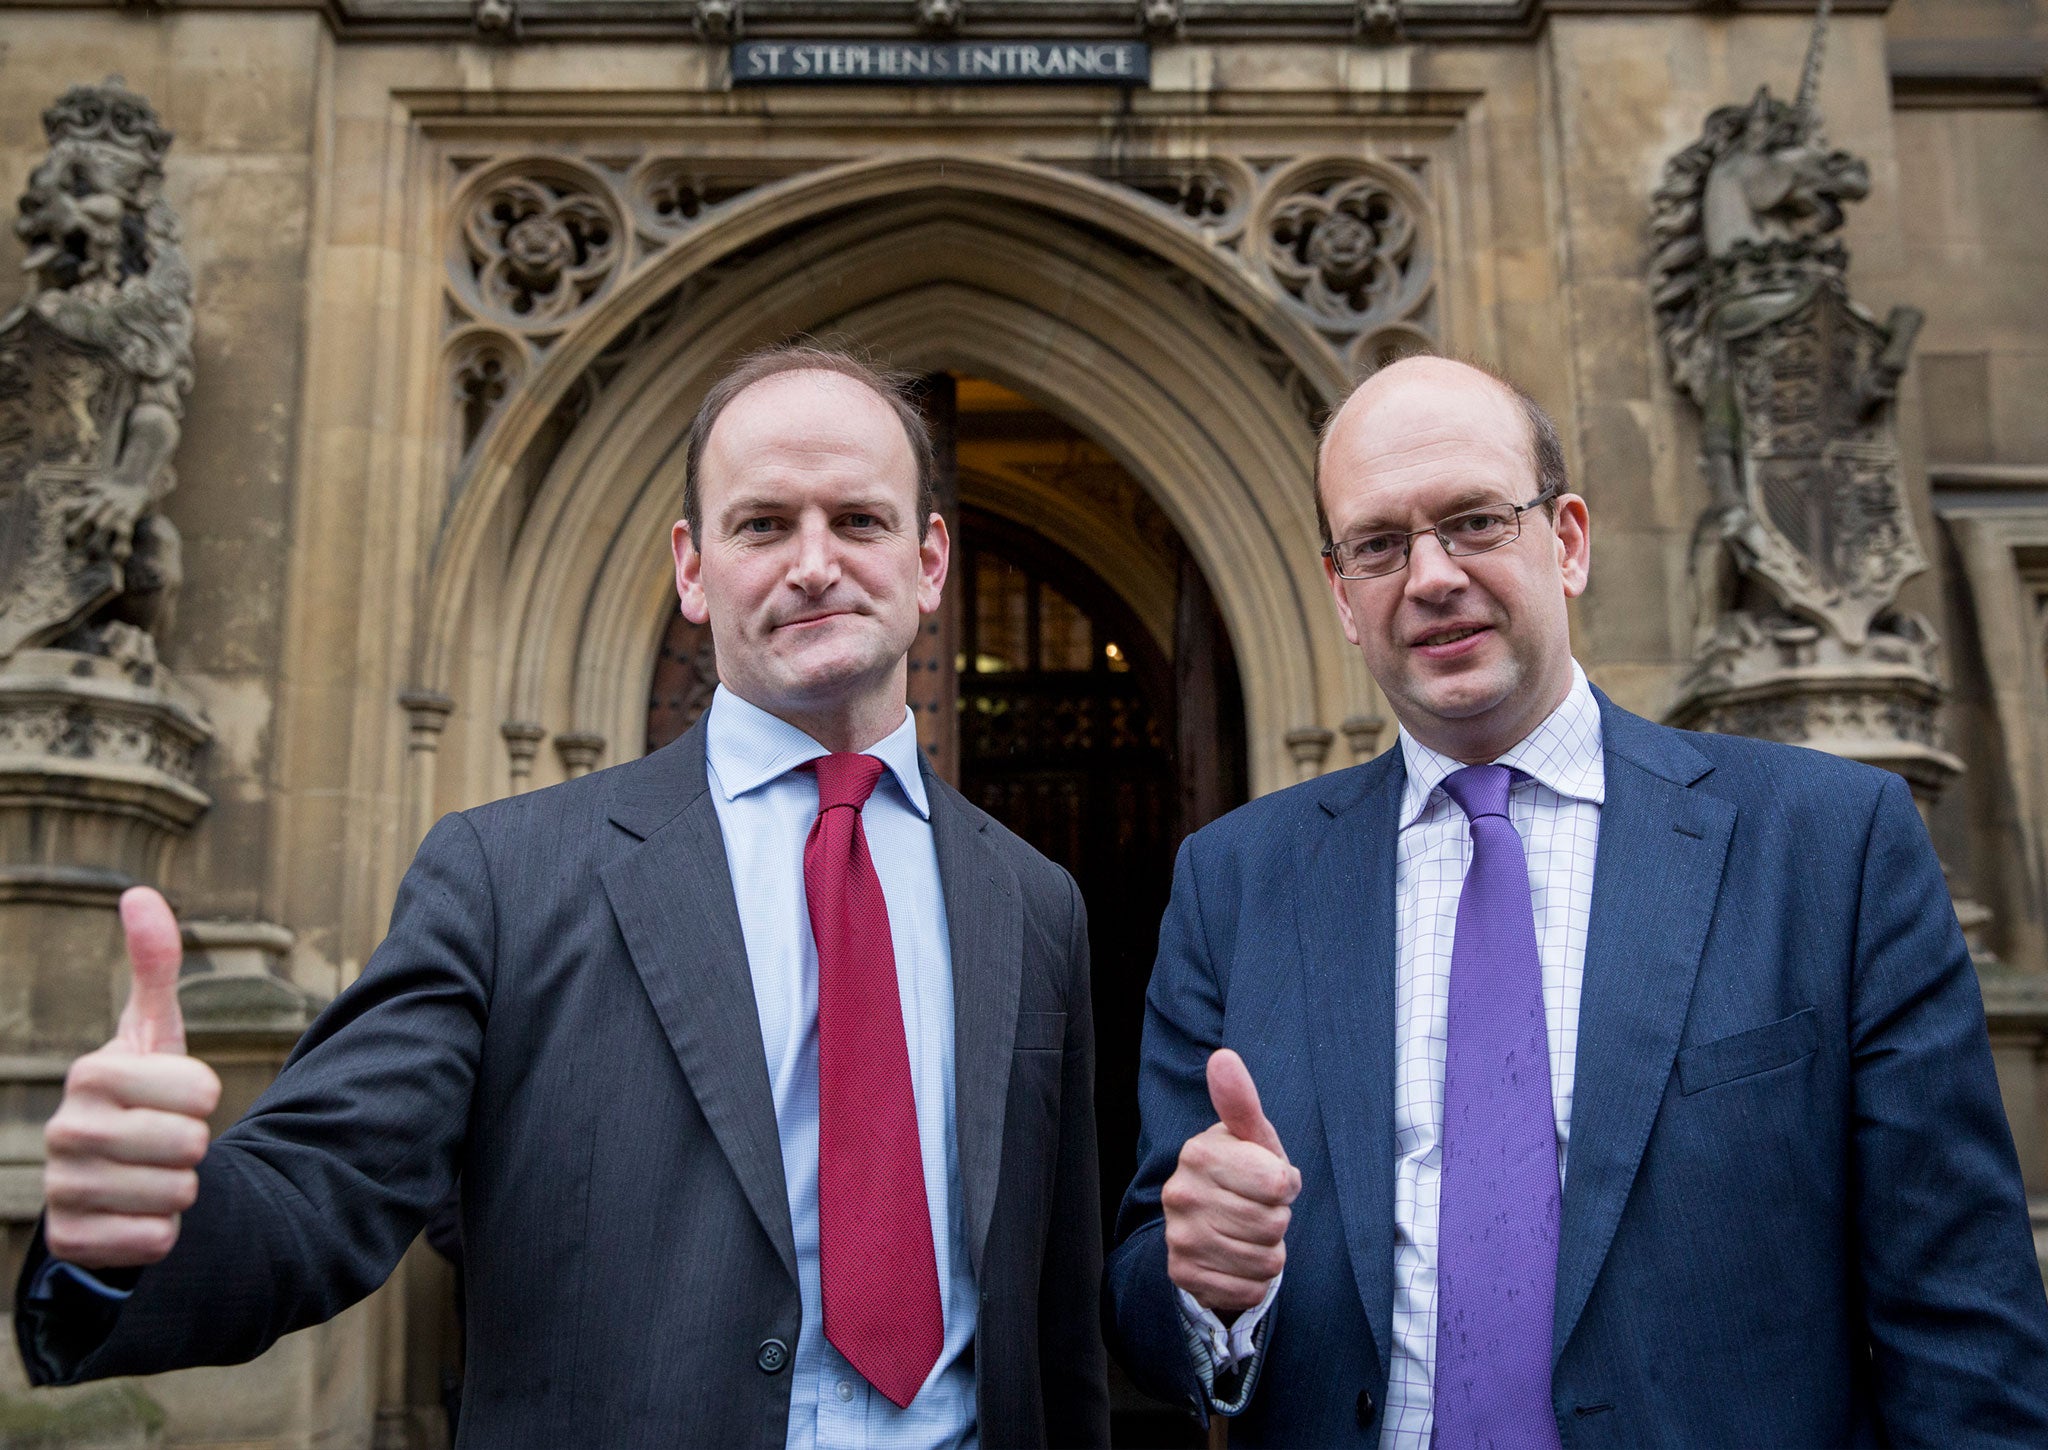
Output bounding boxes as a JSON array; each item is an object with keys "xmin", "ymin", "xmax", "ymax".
[{"xmin": 1333, "ymin": 504, "xmax": 1520, "ymax": 578}]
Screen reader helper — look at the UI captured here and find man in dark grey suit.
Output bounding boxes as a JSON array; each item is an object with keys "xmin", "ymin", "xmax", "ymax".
[{"xmin": 19, "ymin": 345, "xmax": 1111, "ymax": 1450}]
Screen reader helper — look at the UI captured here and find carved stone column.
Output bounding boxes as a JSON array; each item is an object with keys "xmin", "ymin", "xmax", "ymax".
[
  {"xmin": 501, "ymin": 719, "xmax": 546, "ymax": 792},
  {"xmin": 1285, "ymin": 726, "xmax": 1335, "ymax": 783},
  {"xmin": 1340, "ymin": 713, "xmax": 1387, "ymax": 763},
  {"xmin": 399, "ymin": 689, "xmax": 454, "ymax": 847},
  {"xmin": 555, "ymin": 730, "xmax": 606, "ymax": 779}
]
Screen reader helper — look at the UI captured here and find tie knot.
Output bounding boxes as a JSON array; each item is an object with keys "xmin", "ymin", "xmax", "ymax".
[
  {"xmin": 1441, "ymin": 762, "xmax": 1513, "ymax": 822},
  {"xmin": 811, "ymin": 752, "xmax": 886, "ymax": 813}
]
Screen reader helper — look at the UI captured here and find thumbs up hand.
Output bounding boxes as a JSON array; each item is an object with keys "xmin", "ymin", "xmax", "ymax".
[
  {"xmin": 43, "ymin": 887, "xmax": 222, "ymax": 1269},
  {"xmin": 1162, "ymin": 1049, "xmax": 1300, "ymax": 1316}
]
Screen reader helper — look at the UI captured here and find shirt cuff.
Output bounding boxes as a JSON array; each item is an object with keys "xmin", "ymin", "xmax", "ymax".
[
  {"xmin": 1176, "ymin": 1273, "xmax": 1279, "ymax": 1371},
  {"xmin": 1175, "ymin": 1272, "xmax": 1280, "ymax": 1415},
  {"xmin": 27, "ymin": 1259, "xmax": 138, "ymax": 1304},
  {"xmin": 16, "ymin": 1244, "xmax": 140, "ymax": 1387}
]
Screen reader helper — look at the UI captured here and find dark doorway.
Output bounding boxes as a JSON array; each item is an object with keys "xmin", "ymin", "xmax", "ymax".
[{"xmin": 954, "ymin": 507, "xmax": 1176, "ymax": 1238}]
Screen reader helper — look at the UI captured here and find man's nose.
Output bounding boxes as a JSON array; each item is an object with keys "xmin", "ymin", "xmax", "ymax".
[
  {"xmin": 1403, "ymin": 530, "xmax": 1469, "ymax": 601},
  {"xmin": 786, "ymin": 521, "xmax": 842, "ymax": 592}
]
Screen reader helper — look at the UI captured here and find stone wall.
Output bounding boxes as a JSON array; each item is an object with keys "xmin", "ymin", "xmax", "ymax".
[{"xmin": 0, "ymin": 3, "xmax": 2043, "ymax": 1442}]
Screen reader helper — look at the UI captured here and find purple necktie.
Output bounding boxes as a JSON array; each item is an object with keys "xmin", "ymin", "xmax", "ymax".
[{"xmin": 1433, "ymin": 765, "xmax": 1563, "ymax": 1450}]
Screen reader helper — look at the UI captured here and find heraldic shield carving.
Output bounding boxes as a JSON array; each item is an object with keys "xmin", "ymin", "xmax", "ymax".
[
  {"xmin": 0, "ymin": 313, "xmax": 136, "ymax": 657},
  {"xmin": 1721, "ymin": 281, "xmax": 1924, "ymax": 649},
  {"xmin": 0, "ymin": 77, "xmax": 194, "ymax": 670}
]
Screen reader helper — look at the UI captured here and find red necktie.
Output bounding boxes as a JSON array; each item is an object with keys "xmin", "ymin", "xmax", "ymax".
[{"xmin": 804, "ymin": 752, "xmax": 944, "ymax": 1409}]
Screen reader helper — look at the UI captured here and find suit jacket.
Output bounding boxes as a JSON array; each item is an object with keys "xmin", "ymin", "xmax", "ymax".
[
  {"xmin": 1106, "ymin": 692, "xmax": 2048, "ymax": 1447},
  {"xmin": 18, "ymin": 720, "xmax": 1111, "ymax": 1450}
]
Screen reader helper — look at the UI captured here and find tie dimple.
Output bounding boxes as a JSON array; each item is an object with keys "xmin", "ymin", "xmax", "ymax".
[
  {"xmin": 812, "ymin": 751, "xmax": 885, "ymax": 814},
  {"xmin": 1440, "ymin": 760, "xmax": 1512, "ymax": 822}
]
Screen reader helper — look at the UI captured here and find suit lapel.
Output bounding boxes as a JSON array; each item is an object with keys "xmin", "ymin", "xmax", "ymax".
[
  {"xmin": 1553, "ymin": 698, "xmax": 1734, "ymax": 1357},
  {"xmin": 599, "ymin": 722, "xmax": 798, "ymax": 1287},
  {"xmin": 927, "ymin": 767, "xmax": 1023, "ymax": 1285},
  {"xmin": 1296, "ymin": 750, "xmax": 1404, "ymax": 1379}
]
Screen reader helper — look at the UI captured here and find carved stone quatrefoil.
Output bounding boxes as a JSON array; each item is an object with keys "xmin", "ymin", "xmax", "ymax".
[
  {"xmin": 1262, "ymin": 174, "xmax": 1418, "ymax": 332},
  {"xmin": 459, "ymin": 166, "xmax": 623, "ymax": 332}
]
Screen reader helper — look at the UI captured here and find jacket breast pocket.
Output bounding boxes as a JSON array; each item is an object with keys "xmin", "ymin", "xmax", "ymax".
[
  {"xmin": 1014, "ymin": 1010, "xmax": 1066, "ymax": 1052},
  {"xmin": 1678, "ymin": 1008, "xmax": 1818, "ymax": 1095}
]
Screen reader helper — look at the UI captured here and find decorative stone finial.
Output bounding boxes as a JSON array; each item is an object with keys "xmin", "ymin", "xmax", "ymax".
[
  {"xmin": 1355, "ymin": 0, "xmax": 1403, "ymax": 43},
  {"xmin": 694, "ymin": 0, "xmax": 742, "ymax": 39},
  {"xmin": 473, "ymin": 0, "xmax": 521, "ymax": 35},
  {"xmin": 1138, "ymin": 0, "xmax": 1183, "ymax": 38},
  {"xmin": 916, "ymin": 0, "xmax": 963, "ymax": 35}
]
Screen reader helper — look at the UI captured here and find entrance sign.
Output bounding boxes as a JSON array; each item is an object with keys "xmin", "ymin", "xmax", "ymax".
[{"xmin": 731, "ymin": 40, "xmax": 1149, "ymax": 86}]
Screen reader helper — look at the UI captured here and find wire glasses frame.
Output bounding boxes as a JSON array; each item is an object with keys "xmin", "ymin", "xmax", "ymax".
[{"xmin": 1321, "ymin": 489, "xmax": 1560, "ymax": 580}]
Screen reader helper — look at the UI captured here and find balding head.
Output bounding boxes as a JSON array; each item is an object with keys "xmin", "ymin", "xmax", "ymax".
[
  {"xmin": 1315, "ymin": 356, "xmax": 1566, "ymax": 548},
  {"xmin": 1313, "ymin": 354, "xmax": 1590, "ymax": 764}
]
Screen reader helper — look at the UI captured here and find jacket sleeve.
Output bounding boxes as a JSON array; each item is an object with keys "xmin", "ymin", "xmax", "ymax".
[
  {"xmin": 1037, "ymin": 871, "xmax": 1111, "ymax": 1449},
  {"xmin": 16, "ymin": 810, "xmax": 496, "ymax": 1385},
  {"xmin": 1851, "ymin": 773, "xmax": 2048, "ymax": 1444},
  {"xmin": 1104, "ymin": 834, "xmax": 1257, "ymax": 1420}
]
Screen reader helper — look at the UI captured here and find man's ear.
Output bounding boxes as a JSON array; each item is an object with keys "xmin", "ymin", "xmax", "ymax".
[
  {"xmin": 674, "ymin": 520, "xmax": 710, "ymax": 625},
  {"xmin": 1554, "ymin": 495, "xmax": 1591, "ymax": 600},
  {"xmin": 916, "ymin": 513, "xmax": 951, "ymax": 617},
  {"xmin": 1324, "ymin": 555, "xmax": 1363, "ymax": 647}
]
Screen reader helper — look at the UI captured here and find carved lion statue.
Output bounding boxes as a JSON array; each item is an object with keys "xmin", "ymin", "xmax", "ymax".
[{"xmin": 2, "ymin": 78, "xmax": 194, "ymax": 666}]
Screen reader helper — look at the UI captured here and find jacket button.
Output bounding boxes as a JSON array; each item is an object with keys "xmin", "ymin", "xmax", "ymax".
[
  {"xmin": 1355, "ymin": 1389, "xmax": 1376, "ymax": 1428},
  {"xmin": 756, "ymin": 1338, "xmax": 789, "ymax": 1374}
]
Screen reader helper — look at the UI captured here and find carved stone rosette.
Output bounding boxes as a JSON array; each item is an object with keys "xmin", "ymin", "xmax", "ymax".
[
  {"xmin": 438, "ymin": 145, "xmax": 1441, "ymax": 466},
  {"xmin": 1652, "ymin": 74, "xmax": 1958, "ymax": 804}
]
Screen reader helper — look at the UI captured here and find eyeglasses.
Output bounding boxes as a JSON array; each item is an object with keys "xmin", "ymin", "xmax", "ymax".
[{"xmin": 1322, "ymin": 491, "xmax": 1557, "ymax": 580}]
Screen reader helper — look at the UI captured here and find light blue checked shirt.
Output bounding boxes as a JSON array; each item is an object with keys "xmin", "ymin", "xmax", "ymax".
[
  {"xmin": 1185, "ymin": 663, "xmax": 1605, "ymax": 1449},
  {"xmin": 704, "ymin": 686, "xmax": 978, "ymax": 1450}
]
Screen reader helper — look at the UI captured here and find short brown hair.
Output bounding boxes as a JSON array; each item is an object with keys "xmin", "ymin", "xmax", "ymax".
[
  {"xmin": 1313, "ymin": 358, "xmax": 1570, "ymax": 549},
  {"xmin": 682, "ymin": 342, "xmax": 938, "ymax": 543}
]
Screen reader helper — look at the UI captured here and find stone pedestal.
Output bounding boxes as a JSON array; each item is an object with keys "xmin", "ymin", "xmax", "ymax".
[
  {"xmin": 0, "ymin": 650, "xmax": 213, "ymax": 1444},
  {"xmin": 1667, "ymin": 629, "xmax": 1964, "ymax": 805},
  {"xmin": 0, "ymin": 651, "xmax": 211, "ymax": 1045},
  {"xmin": 0, "ymin": 649, "xmax": 212, "ymax": 1224}
]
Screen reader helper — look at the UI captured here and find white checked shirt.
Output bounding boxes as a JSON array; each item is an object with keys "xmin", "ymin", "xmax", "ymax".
[{"xmin": 1185, "ymin": 663, "xmax": 1604, "ymax": 1448}]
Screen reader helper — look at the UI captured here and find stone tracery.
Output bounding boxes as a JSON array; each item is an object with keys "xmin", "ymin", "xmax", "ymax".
[
  {"xmin": 1080, "ymin": 153, "xmax": 1437, "ymax": 372},
  {"xmin": 459, "ymin": 167, "xmax": 624, "ymax": 330},
  {"xmin": 439, "ymin": 146, "xmax": 1441, "ymax": 458}
]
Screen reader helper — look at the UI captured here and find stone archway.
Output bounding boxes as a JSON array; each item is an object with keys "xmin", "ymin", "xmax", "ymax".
[{"xmin": 411, "ymin": 169, "xmax": 1392, "ymax": 821}]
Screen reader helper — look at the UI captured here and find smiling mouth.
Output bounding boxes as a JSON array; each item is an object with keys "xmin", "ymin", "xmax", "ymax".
[{"xmin": 1414, "ymin": 624, "xmax": 1489, "ymax": 648}]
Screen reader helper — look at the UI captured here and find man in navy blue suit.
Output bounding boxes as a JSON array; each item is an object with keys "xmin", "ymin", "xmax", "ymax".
[{"xmin": 1105, "ymin": 355, "xmax": 2048, "ymax": 1447}]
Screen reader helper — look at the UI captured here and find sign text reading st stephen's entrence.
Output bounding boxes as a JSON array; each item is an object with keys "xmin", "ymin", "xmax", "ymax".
[{"xmin": 731, "ymin": 40, "xmax": 1151, "ymax": 86}]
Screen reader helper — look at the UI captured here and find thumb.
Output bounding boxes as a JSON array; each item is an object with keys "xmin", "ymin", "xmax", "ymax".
[
  {"xmin": 115, "ymin": 886, "xmax": 185, "ymax": 1056},
  {"xmin": 1207, "ymin": 1048, "xmax": 1287, "ymax": 1164}
]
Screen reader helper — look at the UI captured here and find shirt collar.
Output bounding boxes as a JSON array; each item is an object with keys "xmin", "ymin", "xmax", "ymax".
[
  {"xmin": 703, "ymin": 685, "xmax": 931, "ymax": 819},
  {"xmin": 1396, "ymin": 660, "xmax": 1605, "ymax": 829}
]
